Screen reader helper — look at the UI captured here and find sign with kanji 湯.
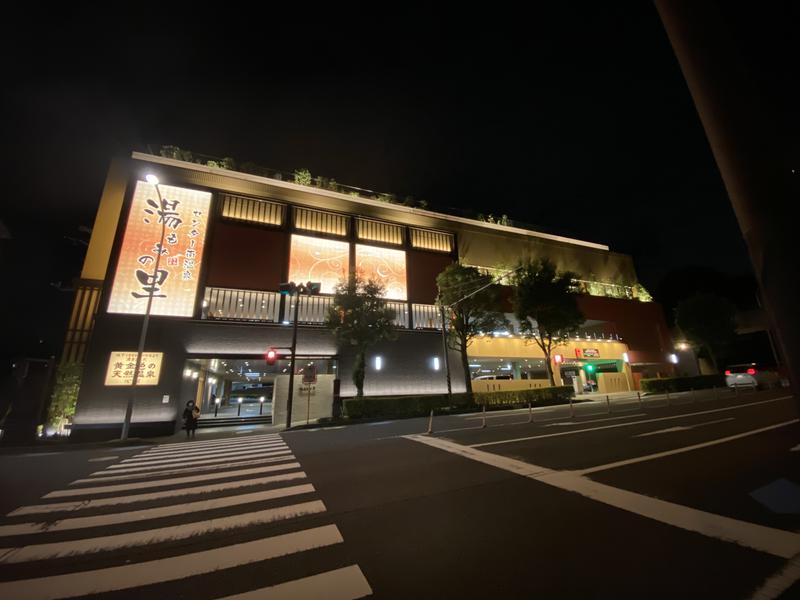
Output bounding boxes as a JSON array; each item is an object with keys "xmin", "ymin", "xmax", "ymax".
[
  {"xmin": 107, "ymin": 181, "xmax": 212, "ymax": 317},
  {"xmin": 104, "ymin": 351, "xmax": 163, "ymax": 386}
]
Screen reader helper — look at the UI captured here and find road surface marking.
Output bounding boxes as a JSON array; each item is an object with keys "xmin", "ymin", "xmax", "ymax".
[
  {"xmin": 791, "ymin": 444, "xmax": 800, "ymax": 452},
  {"xmin": 97, "ymin": 450, "xmax": 293, "ymax": 474},
  {"xmin": 113, "ymin": 445, "xmax": 289, "ymax": 468},
  {"xmin": 79, "ymin": 454, "xmax": 296, "ymax": 483},
  {"xmin": 88, "ymin": 456, "xmax": 118, "ymax": 462},
  {"xmin": 577, "ymin": 420, "xmax": 799, "ymax": 474},
  {"xmin": 406, "ymin": 434, "xmax": 800, "ymax": 559},
  {"xmin": 119, "ymin": 441, "xmax": 288, "ymax": 463},
  {"xmin": 632, "ymin": 417, "xmax": 734, "ymax": 437},
  {"xmin": 235, "ymin": 429, "xmax": 256, "ymax": 434},
  {"xmin": 545, "ymin": 414, "xmax": 647, "ymax": 427},
  {"xmin": 145, "ymin": 432, "xmax": 282, "ymax": 447},
  {"xmin": 0, "ymin": 524, "xmax": 343, "ymax": 600},
  {"xmin": 137, "ymin": 436, "xmax": 284, "ymax": 456},
  {"xmin": 470, "ymin": 396, "xmax": 792, "ymax": 447},
  {"xmin": 43, "ymin": 462, "xmax": 302, "ymax": 499},
  {"xmin": 220, "ymin": 565, "xmax": 372, "ymax": 599},
  {"xmin": 0, "ymin": 483, "xmax": 316, "ymax": 536},
  {"xmin": 0, "ymin": 499, "xmax": 327, "ymax": 564},
  {"xmin": 748, "ymin": 551, "xmax": 800, "ymax": 600}
]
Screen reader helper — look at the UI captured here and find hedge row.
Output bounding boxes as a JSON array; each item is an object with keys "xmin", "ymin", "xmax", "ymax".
[
  {"xmin": 641, "ymin": 374, "xmax": 726, "ymax": 393},
  {"xmin": 343, "ymin": 386, "xmax": 574, "ymax": 420}
]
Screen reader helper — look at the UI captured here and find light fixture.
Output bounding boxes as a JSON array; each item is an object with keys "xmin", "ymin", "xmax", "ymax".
[
  {"xmin": 433, "ymin": 357, "xmax": 440, "ymax": 371},
  {"xmin": 622, "ymin": 352, "xmax": 630, "ymax": 363},
  {"xmin": 374, "ymin": 356, "xmax": 382, "ymax": 371},
  {"xmin": 668, "ymin": 353, "xmax": 679, "ymax": 364},
  {"xmin": 145, "ymin": 173, "xmax": 159, "ymax": 185}
]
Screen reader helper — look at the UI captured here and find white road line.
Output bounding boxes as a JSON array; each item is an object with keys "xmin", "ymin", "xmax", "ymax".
[
  {"xmin": 138, "ymin": 436, "xmax": 284, "ymax": 456},
  {"xmin": 0, "ymin": 524, "xmax": 343, "ymax": 600},
  {"xmin": 544, "ymin": 414, "xmax": 647, "ymax": 427},
  {"xmin": 406, "ymin": 434, "xmax": 800, "ymax": 559},
  {"xmin": 120, "ymin": 441, "xmax": 288, "ymax": 463},
  {"xmin": 0, "ymin": 483, "xmax": 316, "ymax": 536},
  {"xmin": 141, "ymin": 434, "xmax": 282, "ymax": 453},
  {"xmin": 98, "ymin": 450, "xmax": 293, "ymax": 475},
  {"xmin": 111, "ymin": 446, "xmax": 289, "ymax": 468},
  {"xmin": 44, "ymin": 462, "xmax": 303, "ymax": 499},
  {"xmin": 12, "ymin": 465, "xmax": 305, "ymax": 516},
  {"xmin": 748, "ymin": 551, "xmax": 800, "ymax": 600},
  {"xmin": 0, "ymin": 500, "xmax": 327, "ymax": 564},
  {"xmin": 235, "ymin": 430, "xmax": 256, "ymax": 434},
  {"xmin": 221, "ymin": 565, "xmax": 372, "ymax": 599},
  {"xmin": 88, "ymin": 456, "xmax": 118, "ymax": 462},
  {"xmin": 470, "ymin": 396, "xmax": 792, "ymax": 447},
  {"xmin": 77, "ymin": 455, "xmax": 296, "ymax": 483},
  {"xmin": 578, "ymin": 420, "xmax": 799, "ymax": 474},
  {"xmin": 632, "ymin": 417, "xmax": 735, "ymax": 438}
]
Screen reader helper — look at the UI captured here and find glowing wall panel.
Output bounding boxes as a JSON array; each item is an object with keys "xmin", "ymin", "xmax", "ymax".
[
  {"xmin": 108, "ymin": 181, "xmax": 212, "ymax": 316},
  {"xmin": 356, "ymin": 244, "xmax": 407, "ymax": 300},
  {"xmin": 288, "ymin": 234, "xmax": 349, "ymax": 294},
  {"xmin": 105, "ymin": 351, "xmax": 163, "ymax": 386}
]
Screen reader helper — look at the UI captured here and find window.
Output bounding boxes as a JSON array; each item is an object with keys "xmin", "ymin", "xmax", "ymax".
[
  {"xmin": 355, "ymin": 244, "xmax": 407, "ymax": 300},
  {"xmin": 288, "ymin": 234, "xmax": 349, "ymax": 294},
  {"xmin": 294, "ymin": 207, "xmax": 348, "ymax": 236}
]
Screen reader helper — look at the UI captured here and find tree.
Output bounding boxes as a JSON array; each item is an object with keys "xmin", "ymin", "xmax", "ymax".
[
  {"xmin": 436, "ymin": 263, "xmax": 508, "ymax": 394},
  {"xmin": 47, "ymin": 362, "xmax": 83, "ymax": 434},
  {"xmin": 675, "ymin": 293, "xmax": 737, "ymax": 371},
  {"xmin": 512, "ymin": 258, "xmax": 584, "ymax": 385},
  {"xmin": 325, "ymin": 274, "xmax": 398, "ymax": 399}
]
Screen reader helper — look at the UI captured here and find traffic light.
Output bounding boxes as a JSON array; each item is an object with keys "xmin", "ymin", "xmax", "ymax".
[
  {"xmin": 266, "ymin": 348, "xmax": 278, "ymax": 365},
  {"xmin": 584, "ymin": 363, "xmax": 594, "ymax": 373}
]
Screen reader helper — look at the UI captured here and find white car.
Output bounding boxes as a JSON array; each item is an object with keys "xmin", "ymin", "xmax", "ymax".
[{"xmin": 725, "ymin": 365, "xmax": 758, "ymax": 389}]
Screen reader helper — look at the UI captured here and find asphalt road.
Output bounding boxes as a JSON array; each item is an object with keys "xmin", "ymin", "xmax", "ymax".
[{"xmin": 0, "ymin": 387, "xmax": 797, "ymax": 599}]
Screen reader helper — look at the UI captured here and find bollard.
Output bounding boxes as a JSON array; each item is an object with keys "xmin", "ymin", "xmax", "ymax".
[
  {"xmin": 637, "ymin": 391, "xmax": 642, "ymax": 409},
  {"xmin": 528, "ymin": 401, "xmax": 533, "ymax": 423},
  {"xmin": 481, "ymin": 403, "xmax": 487, "ymax": 428},
  {"xmin": 427, "ymin": 408, "xmax": 434, "ymax": 434},
  {"xmin": 569, "ymin": 396, "xmax": 575, "ymax": 419},
  {"xmin": 237, "ymin": 402, "xmax": 242, "ymax": 416},
  {"xmin": 606, "ymin": 394, "xmax": 611, "ymax": 414}
]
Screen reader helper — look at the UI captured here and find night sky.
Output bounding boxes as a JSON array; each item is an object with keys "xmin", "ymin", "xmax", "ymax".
[{"xmin": 3, "ymin": 5, "xmax": 794, "ymax": 361}]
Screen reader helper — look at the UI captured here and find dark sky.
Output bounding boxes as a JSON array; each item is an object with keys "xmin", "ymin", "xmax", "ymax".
[{"xmin": 3, "ymin": 4, "xmax": 795, "ymax": 359}]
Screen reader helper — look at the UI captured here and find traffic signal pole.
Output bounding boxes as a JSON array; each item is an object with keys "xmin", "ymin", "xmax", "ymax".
[{"xmin": 285, "ymin": 292, "xmax": 301, "ymax": 429}]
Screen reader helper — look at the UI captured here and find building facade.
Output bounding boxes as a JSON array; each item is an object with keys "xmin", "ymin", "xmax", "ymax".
[{"xmin": 67, "ymin": 153, "xmax": 674, "ymax": 440}]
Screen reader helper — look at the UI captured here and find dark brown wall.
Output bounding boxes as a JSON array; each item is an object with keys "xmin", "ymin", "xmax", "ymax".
[
  {"xmin": 406, "ymin": 250, "xmax": 453, "ymax": 304},
  {"xmin": 577, "ymin": 295, "xmax": 672, "ymax": 362},
  {"xmin": 205, "ymin": 222, "xmax": 287, "ymax": 291}
]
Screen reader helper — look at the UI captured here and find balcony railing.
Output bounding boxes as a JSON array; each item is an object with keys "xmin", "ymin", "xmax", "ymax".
[
  {"xmin": 412, "ymin": 303, "xmax": 442, "ymax": 330},
  {"xmin": 202, "ymin": 287, "xmax": 281, "ymax": 322}
]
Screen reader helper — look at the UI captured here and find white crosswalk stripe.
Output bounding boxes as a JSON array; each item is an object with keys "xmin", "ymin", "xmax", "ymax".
[{"xmin": 0, "ymin": 433, "xmax": 372, "ymax": 599}]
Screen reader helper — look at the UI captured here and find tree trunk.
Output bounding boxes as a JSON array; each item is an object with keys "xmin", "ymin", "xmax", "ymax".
[
  {"xmin": 460, "ymin": 337, "xmax": 473, "ymax": 395},
  {"xmin": 544, "ymin": 352, "xmax": 556, "ymax": 386},
  {"xmin": 353, "ymin": 350, "xmax": 366, "ymax": 399}
]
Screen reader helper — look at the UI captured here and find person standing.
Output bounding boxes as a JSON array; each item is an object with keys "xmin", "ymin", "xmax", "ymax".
[{"xmin": 182, "ymin": 400, "xmax": 200, "ymax": 439}]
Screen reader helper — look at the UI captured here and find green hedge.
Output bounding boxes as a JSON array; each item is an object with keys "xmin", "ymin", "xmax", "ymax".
[
  {"xmin": 641, "ymin": 374, "xmax": 726, "ymax": 393},
  {"xmin": 344, "ymin": 386, "xmax": 574, "ymax": 420}
]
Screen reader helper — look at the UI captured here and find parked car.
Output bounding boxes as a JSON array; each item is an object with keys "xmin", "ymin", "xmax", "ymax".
[{"xmin": 725, "ymin": 363, "xmax": 780, "ymax": 389}]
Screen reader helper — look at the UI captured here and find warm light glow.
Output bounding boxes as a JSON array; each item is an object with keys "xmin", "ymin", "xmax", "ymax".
[
  {"xmin": 145, "ymin": 174, "xmax": 159, "ymax": 185},
  {"xmin": 355, "ymin": 244, "xmax": 407, "ymax": 300},
  {"xmin": 747, "ymin": 368, "xmax": 756, "ymax": 375},
  {"xmin": 107, "ymin": 181, "xmax": 212, "ymax": 317},
  {"xmin": 622, "ymin": 352, "xmax": 629, "ymax": 363},
  {"xmin": 288, "ymin": 234, "xmax": 349, "ymax": 294},
  {"xmin": 105, "ymin": 351, "xmax": 163, "ymax": 386},
  {"xmin": 554, "ymin": 354, "xmax": 563, "ymax": 364}
]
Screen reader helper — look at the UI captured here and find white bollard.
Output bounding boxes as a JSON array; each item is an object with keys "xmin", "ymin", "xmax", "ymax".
[
  {"xmin": 427, "ymin": 408, "xmax": 434, "ymax": 434},
  {"xmin": 569, "ymin": 396, "xmax": 575, "ymax": 419},
  {"xmin": 481, "ymin": 403, "xmax": 487, "ymax": 428},
  {"xmin": 637, "ymin": 391, "xmax": 643, "ymax": 409},
  {"xmin": 606, "ymin": 395, "xmax": 611, "ymax": 414},
  {"xmin": 528, "ymin": 401, "xmax": 533, "ymax": 423}
]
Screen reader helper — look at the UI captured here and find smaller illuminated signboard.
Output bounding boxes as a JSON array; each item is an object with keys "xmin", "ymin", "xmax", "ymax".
[
  {"xmin": 582, "ymin": 348, "xmax": 600, "ymax": 358},
  {"xmin": 105, "ymin": 351, "xmax": 163, "ymax": 386}
]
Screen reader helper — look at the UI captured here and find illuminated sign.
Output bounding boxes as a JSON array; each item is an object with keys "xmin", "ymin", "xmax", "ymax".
[
  {"xmin": 582, "ymin": 348, "xmax": 600, "ymax": 357},
  {"xmin": 105, "ymin": 351, "xmax": 163, "ymax": 386},
  {"xmin": 355, "ymin": 244, "xmax": 407, "ymax": 300},
  {"xmin": 288, "ymin": 234, "xmax": 349, "ymax": 294},
  {"xmin": 107, "ymin": 181, "xmax": 212, "ymax": 317}
]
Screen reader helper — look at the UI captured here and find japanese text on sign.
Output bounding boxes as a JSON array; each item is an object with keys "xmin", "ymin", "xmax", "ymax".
[{"xmin": 105, "ymin": 352, "xmax": 163, "ymax": 386}]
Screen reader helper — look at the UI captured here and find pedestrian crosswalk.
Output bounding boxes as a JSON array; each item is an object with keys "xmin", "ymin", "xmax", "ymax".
[{"xmin": 0, "ymin": 432, "xmax": 372, "ymax": 599}]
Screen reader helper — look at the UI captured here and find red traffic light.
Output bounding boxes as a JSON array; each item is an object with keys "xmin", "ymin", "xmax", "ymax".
[{"xmin": 266, "ymin": 348, "xmax": 278, "ymax": 365}]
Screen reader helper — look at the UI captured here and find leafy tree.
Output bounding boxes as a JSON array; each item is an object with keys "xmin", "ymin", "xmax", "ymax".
[
  {"xmin": 436, "ymin": 263, "xmax": 508, "ymax": 394},
  {"xmin": 47, "ymin": 362, "xmax": 83, "ymax": 433},
  {"xmin": 512, "ymin": 258, "xmax": 584, "ymax": 385},
  {"xmin": 293, "ymin": 168, "xmax": 312, "ymax": 186},
  {"xmin": 675, "ymin": 293, "xmax": 737, "ymax": 371},
  {"xmin": 325, "ymin": 274, "xmax": 398, "ymax": 399}
]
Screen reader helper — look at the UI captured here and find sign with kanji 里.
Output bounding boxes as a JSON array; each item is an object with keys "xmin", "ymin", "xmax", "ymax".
[
  {"xmin": 107, "ymin": 181, "xmax": 212, "ymax": 317},
  {"xmin": 105, "ymin": 351, "xmax": 164, "ymax": 386}
]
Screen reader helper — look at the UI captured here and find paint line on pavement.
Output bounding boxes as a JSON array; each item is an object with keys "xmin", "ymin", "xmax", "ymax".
[
  {"xmin": 544, "ymin": 413, "xmax": 647, "ymax": 427},
  {"xmin": 406, "ymin": 433, "xmax": 800, "ymax": 559},
  {"xmin": 632, "ymin": 417, "xmax": 735, "ymax": 438},
  {"xmin": 143, "ymin": 433, "xmax": 282, "ymax": 450},
  {"xmin": 578, "ymin": 420, "xmax": 799, "ymax": 474},
  {"xmin": 96, "ymin": 450, "xmax": 293, "ymax": 475},
  {"xmin": 120, "ymin": 441, "xmax": 288, "ymax": 464},
  {"xmin": 220, "ymin": 565, "xmax": 372, "ymax": 600},
  {"xmin": 88, "ymin": 456, "xmax": 118, "ymax": 462},
  {"xmin": 0, "ymin": 483, "xmax": 315, "ymax": 536},
  {"xmin": 470, "ymin": 396, "xmax": 792, "ymax": 447},
  {"xmin": 0, "ymin": 524, "xmax": 343, "ymax": 600},
  {"xmin": 78, "ymin": 455, "xmax": 297, "ymax": 483},
  {"xmin": 137, "ymin": 435, "xmax": 284, "ymax": 456},
  {"xmin": 747, "ymin": 551, "xmax": 800, "ymax": 600},
  {"xmin": 113, "ymin": 446, "xmax": 288, "ymax": 468},
  {"xmin": 12, "ymin": 463, "xmax": 305, "ymax": 517},
  {"xmin": 0, "ymin": 500, "xmax": 327, "ymax": 564}
]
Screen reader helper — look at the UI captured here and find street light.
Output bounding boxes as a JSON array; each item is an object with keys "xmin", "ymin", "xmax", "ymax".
[
  {"xmin": 280, "ymin": 281, "xmax": 321, "ymax": 429},
  {"xmin": 121, "ymin": 174, "xmax": 166, "ymax": 440}
]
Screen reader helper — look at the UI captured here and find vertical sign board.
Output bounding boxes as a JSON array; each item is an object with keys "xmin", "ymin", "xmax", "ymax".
[
  {"xmin": 107, "ymin": 181, "xmax": 212, "ymax": 317},
  {"xmin": 105, "ymin": 351, "xmax": 163, "ymax": 386}
]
